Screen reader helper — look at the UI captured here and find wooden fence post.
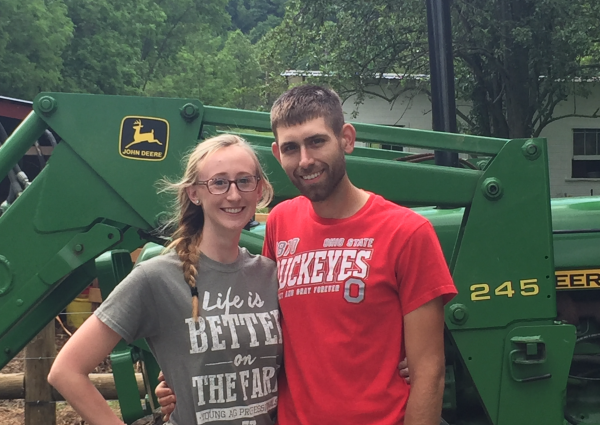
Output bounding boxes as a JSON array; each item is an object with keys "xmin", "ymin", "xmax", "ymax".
[{"xmin": 25, "ymin": 321, "xmax": 56, "ymax": 425}]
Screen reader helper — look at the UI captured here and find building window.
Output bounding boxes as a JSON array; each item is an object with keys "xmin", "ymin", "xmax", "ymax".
[
  {"xmin": 381, "ymin": 143, "xmax": 404, "ymax": 152},
  {"xmin": 371, "ymin": 124, "xmax": 404, "ymax": 151},
  {"xmin": 572, "ymin": 129, "xmax": 600, "ymax": 178}
]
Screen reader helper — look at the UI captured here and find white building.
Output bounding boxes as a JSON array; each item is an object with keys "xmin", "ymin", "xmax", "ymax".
[{"xmin": 285, "ymin": 72, "xmax": 600, "ymax": 198}]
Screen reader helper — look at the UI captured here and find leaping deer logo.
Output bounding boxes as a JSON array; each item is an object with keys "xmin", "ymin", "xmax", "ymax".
[{"xmin": 124, "ymin": 119, "xmax": 163, "ymax": 149}]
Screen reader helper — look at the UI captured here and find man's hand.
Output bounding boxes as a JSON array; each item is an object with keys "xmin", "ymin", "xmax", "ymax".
[
  {"xmin": 398, "ymin": 357, "xmax": 410, "ymax": 384},
  {"xmin": 156, "ymin": 372, "xmax": 176, "ymax": 421}
]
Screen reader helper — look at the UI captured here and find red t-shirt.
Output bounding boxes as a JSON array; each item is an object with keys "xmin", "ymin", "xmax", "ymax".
[{"xmin": 263, "ymin": 194, "xmax": 457, "ymax": 425}]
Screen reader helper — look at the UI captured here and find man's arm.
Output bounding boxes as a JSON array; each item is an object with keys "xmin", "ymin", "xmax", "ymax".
[{"xmin": 403, "ymin": 296, "xmax": 446, "ymax": 425}]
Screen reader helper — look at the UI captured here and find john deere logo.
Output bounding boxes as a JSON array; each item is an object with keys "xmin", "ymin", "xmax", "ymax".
[{"xmin": 119, "ymin": 116, "xmax": 169, "ymax": 161}]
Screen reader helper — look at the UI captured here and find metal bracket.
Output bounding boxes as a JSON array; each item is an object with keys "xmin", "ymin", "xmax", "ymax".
[
  {"xmin": 36, "ymin": 223, "xmax": 122, "ymax": 285},
  {"xmin": 111, "ymin": 344, "xmax": 148, "ymax": 424},
  {"xmin": 509, "ymin": 336, "xmax": 552, "ymax": 382},
  {"xmin": 96, "ymin": 249, "xmax": 161, "ymax": 423}
]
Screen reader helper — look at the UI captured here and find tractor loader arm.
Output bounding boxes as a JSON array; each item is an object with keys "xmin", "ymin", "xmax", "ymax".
[{"xmin": 1, "ymin": 93, "xmax": 595, "ymax": 424}]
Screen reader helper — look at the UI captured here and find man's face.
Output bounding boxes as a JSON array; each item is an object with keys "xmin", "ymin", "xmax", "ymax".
[{"xmin": 272, "ymin": 117, "xmax": 352, "ymax": 202}]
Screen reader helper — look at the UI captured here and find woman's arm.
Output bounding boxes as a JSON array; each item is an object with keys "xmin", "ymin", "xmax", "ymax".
[{"xmin": 48, "ymin": 315, "xmax": 125, "ymax": 425}]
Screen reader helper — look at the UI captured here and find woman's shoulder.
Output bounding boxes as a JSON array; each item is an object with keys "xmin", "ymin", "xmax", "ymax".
[
  {"xmin": 133, "ymin": 249, "xmax": 182, "ymax": 275},
  {"xmin": 237, "ymin": 249, "xmax": 279, "ymax": 291},
  {"xmin": 239, "ymin": 248, "xmax": 277, "ymax": 269}
]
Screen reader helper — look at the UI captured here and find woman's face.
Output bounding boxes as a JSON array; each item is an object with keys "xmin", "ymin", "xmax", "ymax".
[{"xmin": 187, "ymin": 145, "xmax": 262, "ymax": 235}]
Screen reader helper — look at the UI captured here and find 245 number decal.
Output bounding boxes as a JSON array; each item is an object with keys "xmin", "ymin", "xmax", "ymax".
[{"xmin": 470, "ymin": 279, "xmax": 539, "ymax": 301}]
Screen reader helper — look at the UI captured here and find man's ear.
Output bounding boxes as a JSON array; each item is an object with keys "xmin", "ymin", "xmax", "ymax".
[
  {"xmin": 341, "ymin": 123, "xmax": 357, "ymax": 154},
  {"xmin": 272, "ymin": 141, "xmax": 282, "ymax": 164}
]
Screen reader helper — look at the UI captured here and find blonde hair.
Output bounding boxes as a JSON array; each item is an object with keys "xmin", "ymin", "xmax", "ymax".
[{"xmin": 161, "ymin": 134, "xmax": 273, "ymax": 321}]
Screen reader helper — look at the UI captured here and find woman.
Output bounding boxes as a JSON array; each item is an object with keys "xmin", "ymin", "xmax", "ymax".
[{"xmin": 49, "ymin": 135, "xmax": 282, "ymax": 425}]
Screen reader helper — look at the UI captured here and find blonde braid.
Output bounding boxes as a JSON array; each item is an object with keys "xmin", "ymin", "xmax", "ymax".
[
  {"xmin": 180, "ymin": 234, "xmax": 201, "ymax": 321},
  {"xmin": 168, "ymin": 209, "xmax": 203, "ymax": 322}
]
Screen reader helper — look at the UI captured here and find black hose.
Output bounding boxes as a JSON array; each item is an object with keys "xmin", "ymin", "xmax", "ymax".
[
  {"xmin": 1, "ymin": 121, "xmax": 23, "ymax": 176},
  {"xmin": 1, "ymin": 121, "xmax": 31, "ymax": 204},
  {"xmin": 33, "ymin": 142, "xmax": 46, "ymax": 169},
  {"xmin": 395, "ymin": 153, "xmax": 479, "ymax": 170},
  {"xmin": 569, "ymin": 333, "xmax": 600, "ymax": 381},
  {"xmin": 572, "ymin": 355, "xmax": 600, "ymax": 365},
  {"xmin": 6, "ymin": 170, "xmax": 21, "ymax": 203},
  {"xmin": 565, "ymin": 413, "xmax": 583, "ymax": 425},
  {"xmin": 1, "ymin": 122, "xmax": 19, "ymax": 204},
  {"xmin": 34, "ymin": 129, "xmax": 58, "ymax": 170},
  {"xmin": 0, "ymin": 121, "xmax": 7, "ymax": 143},
  {"xmin": 44, "ymin": 129, "xmax": 57, "ymax": 147},
  {"xmin": 576, "ymin": 333, "xmax": 600, "ymax": 343}
]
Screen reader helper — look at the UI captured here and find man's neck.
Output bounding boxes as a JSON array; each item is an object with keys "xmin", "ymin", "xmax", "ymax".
[{"xmin": 311, "ymin": 176, "xmax": 370, "ymax": 219}]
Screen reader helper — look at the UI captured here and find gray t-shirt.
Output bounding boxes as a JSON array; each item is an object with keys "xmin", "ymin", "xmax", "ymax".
[{"xmin": 95, "ymin": 248, "xmax": 282, "ymax": 425}]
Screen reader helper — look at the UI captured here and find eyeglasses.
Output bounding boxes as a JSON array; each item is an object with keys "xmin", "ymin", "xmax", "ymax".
[{"xmin": 194, "ymin": 175, "xmax": 260, "ymax": 195}]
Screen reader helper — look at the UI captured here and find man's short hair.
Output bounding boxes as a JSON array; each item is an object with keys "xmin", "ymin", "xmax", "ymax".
[{"xmin": 270, "ymin": 85, "xmax": 345, "ymax": 138}]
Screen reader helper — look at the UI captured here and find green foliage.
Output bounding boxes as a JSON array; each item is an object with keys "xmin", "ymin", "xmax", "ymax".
[
  {"xmin": 3, "ymin": 0, "xmax": 598, "ymax": 138},
  {"xmin": 138, "ymin": 0, "xmax": 230, "ymax": 89},
  {"xmin": 263, "ymin": 0, "xmax": 600, "ymax": 138},
  {"xmin": 0, "ymin": 0, "xmax": 288, "ymax": 109},
  {"xmin": 218, "ymin": 31, "xmax": 265, "ymax": 109},
  {"xmin": 0, "ymin": 0, "xmax": 73, "ymax": 99},
  {"xmin": 60, "ymin": 0, "xmax": 230, "ymax": 95},
  {"xmin": 453, "ymin": 0, "xmax": 600, "ymax": 138},
  {"xmin": 146, "ymin": 31, "xmax": 267, "ymax": 110},
  {"xmin": 60, "ymin": 1, "xmax": 150, "ymax": 94},
  {"xmin": 228, "ymin": 0, "xmax": 287, "ymax": 42},
  {"xmin": 261, "ymin": 0, "xmax": 431, "ymax": 114},
  {"xmin": 0, "ymin": 0, "xmax": 288, "ymax": 108}
]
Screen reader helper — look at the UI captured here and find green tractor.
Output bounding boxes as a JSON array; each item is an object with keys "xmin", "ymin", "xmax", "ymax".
[{"xmin": 0, "ymin": 93, "xmax": 598, "ymax": 424}]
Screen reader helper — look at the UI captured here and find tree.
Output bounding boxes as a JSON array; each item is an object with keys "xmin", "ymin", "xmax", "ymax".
[
  {"xmin": 216, "ymin": 31, "xmax": 267, "ymax": 109},
  {"xmin": 59, "ymin": 0, "xmax": 229, "ymax": 95},
  {"xmin": 145, "ymin": 30, "xmax": 269, "ymax": 110},
  {"xmin": 0, "ymin": 0, "xmax": 283, "ymax": 106},
  {"xmin": 227, "ymin": 0, "xmax": 287, "ymax": 42},
  {"xmin": 0, "ymin": 0, "xmax": 73, "ymax": 99},
  {"xmin": 262, "ymin": 0, "xmax": 600, "ymax": 138},
  {"xmin": 138, "ymin": 0, "xmax": 230, "ymax": 90},
  {"xmin": 454, "ymin": 0, "xmax": 600, "ymax": 138},
  {"xmin": 60, "ymin": 0, "xmax": 149, "ymax": 94}
]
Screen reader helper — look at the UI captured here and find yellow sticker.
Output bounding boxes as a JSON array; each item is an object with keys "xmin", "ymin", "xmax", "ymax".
[
  {"xmin": 119, "ymin": 116, "xmax": 169, "ymax": 161},
  {"xmin": 556, "ymin": 269, "xmax": 600, "ymax": 290}
]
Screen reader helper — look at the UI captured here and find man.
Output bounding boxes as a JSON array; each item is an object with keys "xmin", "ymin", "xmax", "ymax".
[{"xmin": 157, "ymin": 85, "xmax": 457, "ymax": 424}]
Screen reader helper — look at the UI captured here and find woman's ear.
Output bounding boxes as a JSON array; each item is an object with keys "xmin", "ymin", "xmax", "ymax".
[
  {"xmin": 256, "ymin": 178, "xmax": 264, "ymax": 201},
  {"xmin": 186, "ymin": 185, "xmax": 200, "ymax": 205}
]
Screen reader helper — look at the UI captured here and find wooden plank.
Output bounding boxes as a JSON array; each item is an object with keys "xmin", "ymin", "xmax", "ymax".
[
  {"xmin": 24, "ymin": 322, "xmax": 56, "ymax": 425},
  {"xmin": 0, "ymin": 372, "xmax": 146, "ymax": 400},
  {"xmin": 0, "ymin": 373, "xmax": 23, "ymax": 398},
  {"xmin": 0, "ymin": 99, "xmax": 32, "ymax": 120},
  {"xmin": 85, "ymin": 373, "xmax": 145, "ymax": 400},
  {"xmin": 25, "ymin": 146, "xmax": 53, "ymax": 156},
  {"xmin": 255, "ymin": 213, "xmax": 269, "ymax": 223}
]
